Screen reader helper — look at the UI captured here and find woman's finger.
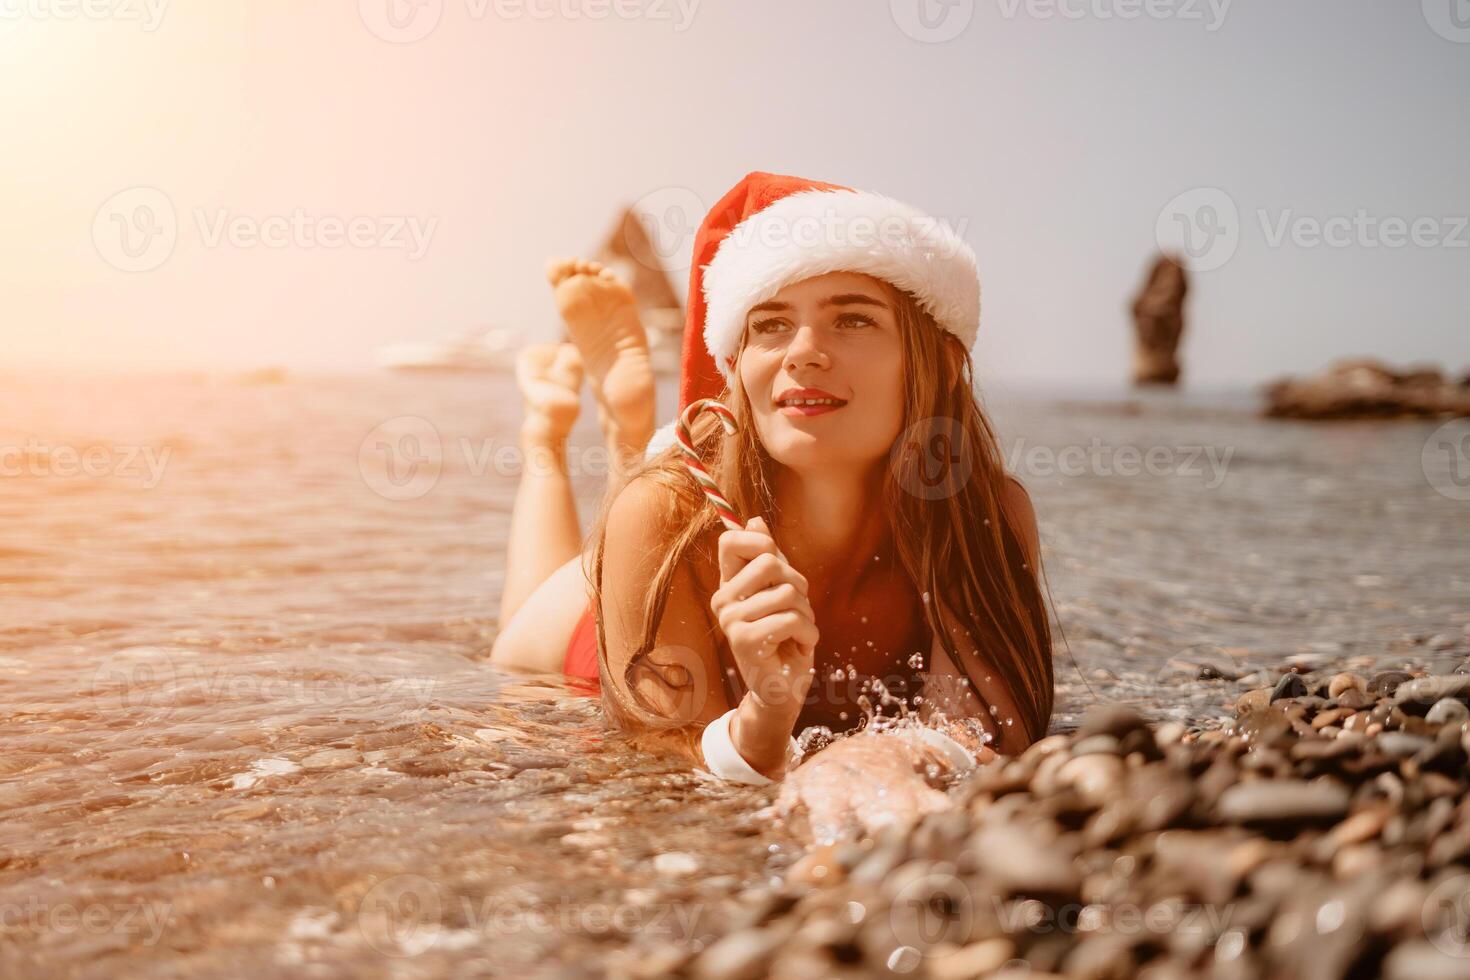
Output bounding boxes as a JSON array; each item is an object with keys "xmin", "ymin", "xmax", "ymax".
[
  {"xmin": 730, "ymin": 611, "xmax": 818, "ymax": 662},
  {"xmin": 716, "ymin": 524, "xmax": 778, "ymax": 583},
  {"xmin": 723, "ymin": 552, "xmax": 808, "ymax": 602},
  {"xmin": 719, "ymin": 582, "xmax": 814, "ymax": 629}
]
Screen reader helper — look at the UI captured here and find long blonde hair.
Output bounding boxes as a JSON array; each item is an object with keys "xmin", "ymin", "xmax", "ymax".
[{"xmin": 586, "ymin": 285, "xmax": 1054, "ymax": 752}]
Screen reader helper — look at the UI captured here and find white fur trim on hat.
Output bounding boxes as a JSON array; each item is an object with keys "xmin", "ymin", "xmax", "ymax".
[{"xmin": 701, "ymin": 188, "xmax": 980, "ymax": 379}]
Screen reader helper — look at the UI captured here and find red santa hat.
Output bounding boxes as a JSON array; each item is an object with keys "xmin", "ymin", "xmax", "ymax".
[{"xmin": 648, "ymin": 170, "xmax": 981, "ymax": 455}]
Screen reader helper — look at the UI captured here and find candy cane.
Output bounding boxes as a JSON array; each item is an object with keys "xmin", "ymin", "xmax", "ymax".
[
  {"xmin": 677, "ymin": 398, "xmax": 796, "ymax": 661},
  {"xmin": 675, "ymin": 398, "xmax": 743, "ymax": 531}
]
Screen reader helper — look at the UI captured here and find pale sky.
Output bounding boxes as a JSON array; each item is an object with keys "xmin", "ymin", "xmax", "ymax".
[{"xmin": 2, "ymin": 0, "xmax": 1466, "ymax": 384}]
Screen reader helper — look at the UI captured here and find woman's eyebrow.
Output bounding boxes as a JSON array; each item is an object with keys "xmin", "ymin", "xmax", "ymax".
[{"xmin": 747, "ymin": 293, "xmax": 888, "ymax": 316}]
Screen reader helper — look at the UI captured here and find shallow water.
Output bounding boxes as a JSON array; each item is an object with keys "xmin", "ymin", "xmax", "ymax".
[{"xmin": 1, "ymin": 371, "xmax": 1466, "ymax": 977}]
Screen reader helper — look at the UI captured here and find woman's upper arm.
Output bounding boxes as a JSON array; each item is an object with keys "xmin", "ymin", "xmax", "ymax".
[{"xmin": 600, "ymin": 476, "xmax": 730, "ymax": 730}]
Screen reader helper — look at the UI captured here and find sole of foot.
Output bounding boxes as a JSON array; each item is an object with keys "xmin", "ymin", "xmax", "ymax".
[
  {"xmin": 515, "ymin": 343, "xmax": 584, "ymax": 446},
  {"xmin": 546, "ymin": 257, "xmax": 655, "ymax": 453}
]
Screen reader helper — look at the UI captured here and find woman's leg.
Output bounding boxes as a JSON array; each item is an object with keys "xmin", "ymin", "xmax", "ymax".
[
  {"xmin": 546, "ymin": 258, "xmax": 656, "ymax": 481},
  {"xmin": 498, "ymin": 342, "xmax": 585, "ymax": 627},
  {"xmin": 491, "ymin": 258, "xmax": 658, "ymax": 668}
]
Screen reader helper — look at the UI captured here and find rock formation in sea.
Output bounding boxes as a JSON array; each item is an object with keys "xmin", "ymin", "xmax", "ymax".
[
  {"xmin": 1265, "ymin": 359, "xmax": 1470, "ymax": 419},
  {"xmin": 1131, "ymin": 254, "xmax": 1189, "ymax": 386}
]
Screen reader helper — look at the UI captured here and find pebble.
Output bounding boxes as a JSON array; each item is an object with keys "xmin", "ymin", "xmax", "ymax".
[
  {"xmin": 1217, "ymin": 780, "xmax": 1350, "ymax": 824},
  {"xmin": 1234, "ymin": 689, "xmax": 1271, "ymax": 715},
  {"xmin": 1328, "ymin": 673, "xmax": 1367, "ymax": 698},
  {"xmin": 1368, "ymin": 670, "xmax": 1415, "ymax": 697},
  {"xmin": 1425, "ymin": 698, "xmax": 1469, "ymax": 726},
  {"xmin": 652, "ymin": 851, "xmax": 701, "ymax": 876},
  {"xmin": 1394, "ymin": 675, "xmax": 1470, "ymax": 706},
  {"xmin": 632, "ymin": 657, "xmax": 1470, "ymax": 980},
  {"xmin": 927, "ymin": 939, "xmax": 1015, "ymax": 980},
  {"xmin": 691, "ymin": 928, "xmax": 784, "ymax": 980},
  {"xmin": 1271, "ymin": 673, "xmax": 1308, "ymax": 702}
]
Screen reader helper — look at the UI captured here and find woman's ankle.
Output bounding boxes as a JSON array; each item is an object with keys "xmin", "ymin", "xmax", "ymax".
[{"xmin": 520, "ymin": 422, "xmax": 570, "ymax": 471}]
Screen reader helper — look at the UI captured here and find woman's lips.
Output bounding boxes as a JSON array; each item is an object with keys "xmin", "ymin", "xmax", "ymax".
[{"xmin": 777, "ymin": 401, "xmax": 846, "ymax": 417}]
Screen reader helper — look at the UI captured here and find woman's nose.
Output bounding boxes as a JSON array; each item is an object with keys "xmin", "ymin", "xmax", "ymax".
[{"xmin": 784, "ymin": 324, "xmax": 830, "ymax": 371}]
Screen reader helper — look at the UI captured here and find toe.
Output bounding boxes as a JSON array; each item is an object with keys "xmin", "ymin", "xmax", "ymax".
[{"xmin": 545, "ymin": 257, "xmax": 573, "ymax": 286}]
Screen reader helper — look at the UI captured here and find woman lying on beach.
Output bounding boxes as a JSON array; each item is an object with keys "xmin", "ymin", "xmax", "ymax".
[{"xmin": 491, "ymin": 172, "xmax": 1054, "ymax": 841}]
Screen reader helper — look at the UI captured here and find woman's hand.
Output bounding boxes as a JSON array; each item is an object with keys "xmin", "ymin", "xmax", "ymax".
[
  {"xmin": 709, "ymin": 516, "xmax": 817, "ymax": 776},
  {"xmin": 710, "ymin": 515, "xmax": 817, "ymax": 712},
  {"xmin": 775, "ymin": 733, "xmax": 956, "ymax": 845}
]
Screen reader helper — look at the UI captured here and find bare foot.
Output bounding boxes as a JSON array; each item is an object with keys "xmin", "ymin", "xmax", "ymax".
[
  {"xmin": 546, "ymin": 258, "xmax": 656, "ymax": 470},
  {"xmin": 515, "ymin": 343, "xmax": 583, "ymax": 447}
]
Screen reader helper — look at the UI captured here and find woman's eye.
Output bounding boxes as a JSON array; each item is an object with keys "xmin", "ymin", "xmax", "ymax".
[
  {"xmin": 838, "ymin": 314, "xmax": 877, "ymax": 329},
  {"xmin": 751, "ymin": 318, "xmax": 789, "ymax": 334}
]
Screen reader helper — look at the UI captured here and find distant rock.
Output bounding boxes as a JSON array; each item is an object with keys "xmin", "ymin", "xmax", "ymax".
[
  {"xmin": 1130, "ymin": 254, "xmax": 1188, "ymax": 386},
  {"xmin": 1264, "ymin": 359, "xmax": 1470, "ymax": 420}
]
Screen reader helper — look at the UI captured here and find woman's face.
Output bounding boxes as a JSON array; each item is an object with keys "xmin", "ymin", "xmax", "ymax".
[{"xmin": 737, "ymin": 271, "xmax": 906, "ymax": 473}]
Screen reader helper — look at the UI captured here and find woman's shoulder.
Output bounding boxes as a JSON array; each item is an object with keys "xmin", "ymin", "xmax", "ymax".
[
  {"xmin": 998, "ymin": 474, "xmax": 1040, "ymax": 568},
  {"xmin": 604, "ymin": 472, "xmax": 720, "ymax": 589}
]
